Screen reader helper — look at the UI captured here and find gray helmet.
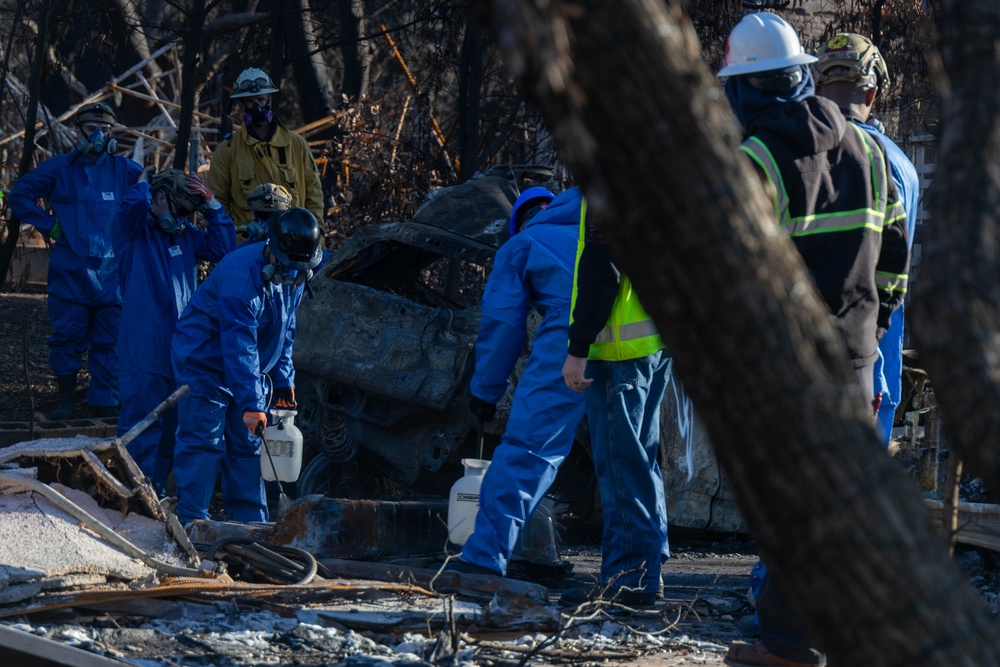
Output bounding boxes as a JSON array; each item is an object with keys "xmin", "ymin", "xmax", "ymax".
[{"xmin": 231, "ymin": 67, "xmax": 279, "ymax": 99}]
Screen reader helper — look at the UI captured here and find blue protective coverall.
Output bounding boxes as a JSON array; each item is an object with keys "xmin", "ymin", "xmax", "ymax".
[
  {"xmin": 115, "ymin": 182, "xmax": 236, "ymax": 494},
  {"xmin": 460, "ymin": 188, "xmax": 586, "ymax": 575},
  {"xmin": 866, "ymin": 124, "xmax": 919, "ymax": 444},
  {"xmin": 8, "ymin": 150, "xmax": 143, "ymax": 407},
  {"xmin": 170, "ymin": 243, "xmax": 302, "ymax": 523}
]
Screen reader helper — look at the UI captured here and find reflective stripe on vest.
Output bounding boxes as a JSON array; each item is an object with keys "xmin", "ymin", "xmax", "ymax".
[
  {"xmin": 571, "ymin": 198, "xmax": 664, "ymax": 361},
  {"xmin": 875, "ymin": 270, "xmax": 908, "ymax": 294},
  {"xmin": 739, "ymin": 124, "xmax": 892, "ymax": 237}
]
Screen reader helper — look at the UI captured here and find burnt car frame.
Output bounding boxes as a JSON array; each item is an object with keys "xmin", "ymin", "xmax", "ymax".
[{"xmin": 291, "ymin": 165, "xmax": 589, "ymax": 499}]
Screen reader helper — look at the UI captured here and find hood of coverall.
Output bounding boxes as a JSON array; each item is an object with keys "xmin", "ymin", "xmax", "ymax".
[
  {"xmin": 724, "ymin": 64, "xmax": 816, "ymax": 132},
  {"xmin": 519, "ymin": 186, "xmax": 584, "ymax": 233},
  {"xmin": 743, "ymin": 91, "xmax": 848, "ymax": 157}
]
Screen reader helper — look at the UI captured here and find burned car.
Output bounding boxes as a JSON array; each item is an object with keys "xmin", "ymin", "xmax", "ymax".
[{"xmin": 291, "ymin": 166, "xmax": 568, "ymax": 498}]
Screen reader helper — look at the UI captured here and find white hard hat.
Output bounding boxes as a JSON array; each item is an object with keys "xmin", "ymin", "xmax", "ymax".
[
  {"xmin": 231, "ymin": 67, "xmax": 279, "ymax": 99},
  {"xmin": 717, "ymin": 13, "xmax": 818, "ymax": 77}
]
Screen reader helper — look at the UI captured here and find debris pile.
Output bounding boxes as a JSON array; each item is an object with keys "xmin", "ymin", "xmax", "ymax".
[
  {"xmin": 1, "ymin": 598, "xmax": 734, "ymax": 666},
  {"xmin": 0, "ymin": 435, "xmax": 199, "ymax": 609}
]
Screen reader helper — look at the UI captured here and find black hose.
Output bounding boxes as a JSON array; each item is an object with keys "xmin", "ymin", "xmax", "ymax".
[{"xmin": 204, "ymin": 537, "xmax": 319, "ymax": 585}]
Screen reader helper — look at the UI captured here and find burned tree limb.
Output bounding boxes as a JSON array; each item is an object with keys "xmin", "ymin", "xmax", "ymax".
[
  {"xmin": 475, "ymin": 0, "xmax": 999, "ymax": 664},
  {"xmin": 0, "ymin": 0, "xmax": 58, "ymax": 291},
  {"xmin": 910, "ymin": 2, "xmax": 1000, "ymax": 492}
]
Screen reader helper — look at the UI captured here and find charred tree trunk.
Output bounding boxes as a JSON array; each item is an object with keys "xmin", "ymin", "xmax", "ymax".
[
  {"xmin": 476, "ymin": 0, "xmax": 998, "ymax": 665},
  {"xmin": 269, "ymin": 0, "xmax": 286, "ymax": 97},
  {"xmin": 458, "ymin": 10, "xmax": 484, "ymax": 178},
  {"xmin": 288, "ymin": 0, "xmax": 330, "ymax": 121},
  {"xmin": 1, "ymin": 0, "xmax": 53, "ymax": 290},
  {"xmin": 0, "ymin": 0, "xmax": 27, "ymax": 120},
  {"xmin": 173, "ymin": 0, "xmax": 206, "ymax": 170},
  {"xmin": 339, "ymin": 0, "xmax": 365, "ymax": 100},
  {"xmin": 443, "ymin": 10, "xmax": 485, "ymax": 301},
  {"xmin": 911, "ymin": 5, "xmax": 1000, "ymax": 491}
]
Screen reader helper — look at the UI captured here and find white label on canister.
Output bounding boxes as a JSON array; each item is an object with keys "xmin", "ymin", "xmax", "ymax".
[
  {"xmin": 267, "ymin": 441, "xmax": 294, "ymax": 457},
  {"xmin": 456, "ymin": 493, "xmax": 479, "ymax": 502}
]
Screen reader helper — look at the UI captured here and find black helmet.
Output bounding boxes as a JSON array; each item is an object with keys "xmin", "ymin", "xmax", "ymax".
[{"xmin": 267, "ymin": 208, "xmax": 322, "ymax": 270}]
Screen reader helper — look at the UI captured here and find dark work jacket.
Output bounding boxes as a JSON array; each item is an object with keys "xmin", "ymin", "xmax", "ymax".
[{"xmin": 741, "ymin": 96, "xmax": 910, "ymax": 369}]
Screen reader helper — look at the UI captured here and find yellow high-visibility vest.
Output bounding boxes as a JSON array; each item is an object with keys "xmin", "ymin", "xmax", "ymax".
[{"xmin": 570, "ymin": 198, "xmax": 663, "ymax": 361}]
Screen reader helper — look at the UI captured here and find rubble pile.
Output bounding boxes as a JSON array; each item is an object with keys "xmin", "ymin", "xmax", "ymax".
[{"xmin": 1, "ymin": 604, "xmax": 732, "ymax": 667}]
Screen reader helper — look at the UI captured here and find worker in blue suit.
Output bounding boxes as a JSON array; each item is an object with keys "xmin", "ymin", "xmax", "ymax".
[
  {"xmin": 8, "ymin": 103, "xmax": 143, "ymax": 419},
  {"xmin": 447, "ymin": 185, "xmax": 591, "ymax": 577},
  {"xmin": 114, "ymin": 169, "xmax": 235, "ymax": 494},
  {"xmin": 814, "ymin": 33, "xmax": 920, "ymax": 444},
  {"xmin": 170, "ymin": 208, "xmax": 322, "ymax": 524}
]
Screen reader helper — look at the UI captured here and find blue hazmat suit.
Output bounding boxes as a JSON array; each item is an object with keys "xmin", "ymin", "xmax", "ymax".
[
  {"xmin": 460, "ymin": 188, "xmax": 586, "ymax": 575},
  {"xmin": 864, "ymin": 124, "xmax": 919, "ymax": 444},
  {"xmin": 170, "ymin": 243, "xmax": 303, "ymax": 523},
  {"xmin": 115, "ymin": 182, "xmax": 236, "ymax": 493},
  {"xmin": 8, "ymin": 150, "xmax": 143, "ymax": 406}
]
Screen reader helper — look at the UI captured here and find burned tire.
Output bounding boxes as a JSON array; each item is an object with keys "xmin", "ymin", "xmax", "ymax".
[
  {"xmin": 294, "ymin": 376, "xmax": 327, "ymax": 456},
  {"xmin": 297, "ymin": 452, "xmax": 344, "ymax": 497}
]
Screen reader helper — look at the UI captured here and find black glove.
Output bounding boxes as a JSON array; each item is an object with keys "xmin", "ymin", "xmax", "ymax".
[
  {"xmin": 469, "ymin": 396, "xmax": 496, "ymax": 423},
  {"xmin": 274, "ymin": 386, "xmax": 297, "ymax": 409}
]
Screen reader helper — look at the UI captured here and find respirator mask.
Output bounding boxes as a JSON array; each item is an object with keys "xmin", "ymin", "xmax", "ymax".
[
  {"xmin": 243, "ymin": 104, "xmax": 273, "ymax": 125},
  {"xmin": 154, "ymin": 197, "xmax": 186, "ymax": 235},
  {"xmin": 261, "ymin": 263, "xmax": 312, "ymax": 287},
  {"xmin": 245, "ymin": 216, "xmax": 270, "ymax": 242},
  {"xmin": 75, "ymin": 126, "xmax": 117, "ymax": 155}
]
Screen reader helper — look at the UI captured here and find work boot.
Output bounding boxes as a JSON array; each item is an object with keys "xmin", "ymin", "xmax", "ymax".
[{"xmin": 47, "ymin": 375, "xmax": 77, "ymax": 420}]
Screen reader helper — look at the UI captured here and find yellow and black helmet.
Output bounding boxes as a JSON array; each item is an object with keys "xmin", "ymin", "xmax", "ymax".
[{"xmin": 247, "ymin": 183, "xmax": 293, "ymax": 213}]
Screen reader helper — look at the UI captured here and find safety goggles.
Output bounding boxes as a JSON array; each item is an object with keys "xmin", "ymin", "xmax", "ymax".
[
  {"xmin": 80, "ymin": 122, "xmax": 112, "ymax": 135},
  {"xmin": 238, "ymin": 78, "xmax": 272, "ymax": 94}
]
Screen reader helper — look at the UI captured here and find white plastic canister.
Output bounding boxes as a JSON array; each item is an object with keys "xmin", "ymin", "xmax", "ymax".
[
  {"xmin": 447, "ymin": 458, "xmax": 491, "ymax": 545},
  {"xmin": 260, "ymin": 409, "xmax": 304, "ymax": 482}
]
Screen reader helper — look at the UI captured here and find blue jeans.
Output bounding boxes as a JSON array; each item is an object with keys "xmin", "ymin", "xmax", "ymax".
[{"xmin": 585, "ymin": 351, "xmax": 671, "ymax": 594}]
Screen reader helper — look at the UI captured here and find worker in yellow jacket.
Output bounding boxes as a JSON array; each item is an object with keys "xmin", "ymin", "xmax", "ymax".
[{"xmin": 207, "ymin": 68, "xmax": 324, "ymax": 229}]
